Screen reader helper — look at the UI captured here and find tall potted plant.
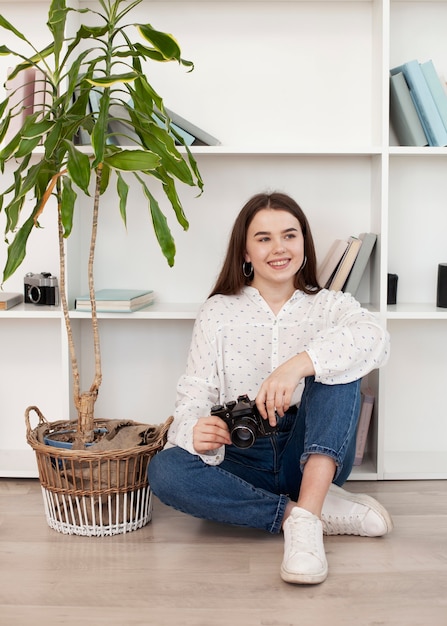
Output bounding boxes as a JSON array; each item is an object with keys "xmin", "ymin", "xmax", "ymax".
[{"xmin": 0, "ymin": 0, "xmax": 203, "ymax": 535}]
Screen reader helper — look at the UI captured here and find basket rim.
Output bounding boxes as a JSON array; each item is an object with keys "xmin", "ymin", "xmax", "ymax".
[{"xmin": 25, "ymin": 407, "xmax": 173, "ymax": 461}]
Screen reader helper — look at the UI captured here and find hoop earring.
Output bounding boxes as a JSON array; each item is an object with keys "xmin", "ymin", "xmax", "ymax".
[
  {"xmin": 243, "ymin": 261, "xmax": 254, "ymax": 279},
  {"xmin": 299, "ymin": 256, "xmax": 307, "ymax": 271}
]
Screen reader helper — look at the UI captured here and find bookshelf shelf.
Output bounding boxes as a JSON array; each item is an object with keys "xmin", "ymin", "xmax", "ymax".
[
  {"xmin": 181, "ymin": 146, "xmax": 384, "ymax": 157},
  {"xmin": 387, "ymin": 304, "xmax": 447, "ymax": 319},
  {"xmin": 1, "ymin": 0, "xmax": 447, "ymax": 480},
  {"xmin": 0, "ymin": 304, "xmax": 63, "ymax": 319}
]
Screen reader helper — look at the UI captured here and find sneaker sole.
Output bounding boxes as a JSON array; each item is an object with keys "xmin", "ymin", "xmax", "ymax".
[
  {"xmin": 322, "ymin": 484, "xmax": 394, "ymax": 536},
  {"xmin": 280, "ymin": 564, "xmax": 328, "ymax": 585}
]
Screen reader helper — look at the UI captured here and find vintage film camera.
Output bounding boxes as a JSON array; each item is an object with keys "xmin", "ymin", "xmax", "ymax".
[
  {"xmin": 24, "ymin": 272, "xmax": 59, "ymax": 306},
  {"xmin": 211, "ymin": 394, "xmax": 277, "ymax": 449}
]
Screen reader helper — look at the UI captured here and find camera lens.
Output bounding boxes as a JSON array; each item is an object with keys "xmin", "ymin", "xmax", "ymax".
[
  {"xmin": 231, "ymin": 419, "xmax": 257, "ymax": 449},
  {"xmin": 28, "ymin": 285, "xmax": 42, "ymax": 303}
]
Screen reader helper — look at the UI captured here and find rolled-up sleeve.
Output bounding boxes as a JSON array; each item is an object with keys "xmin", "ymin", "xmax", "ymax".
[{"xmin": 305, "ymin": 290, "xmax": 389, "ymax": 384}]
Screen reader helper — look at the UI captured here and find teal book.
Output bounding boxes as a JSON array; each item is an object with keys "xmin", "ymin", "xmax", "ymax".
[
  {"xmin": 390, "ymin": 72, "xmax": 428, "ymax": 146},
  {"xmin": 75, "ymin": 288, "xmax": 156, "ymax": 312},
  {"xmin": 343, "ymin": 233, "xmax": 377, "ymax": 296},
  {"xmin": 390, "ymin": 60, "xmax": 447, "ymax": 146},
  {"xmin": 420, "ymin": 59, "xmax": 447, "ymax": 131}
]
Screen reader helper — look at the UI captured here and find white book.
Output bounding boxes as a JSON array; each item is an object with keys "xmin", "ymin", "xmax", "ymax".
[
  {"xmin": 328, "ymin": 237, "xmax": 362, "ymax": 292},
  {"xmin": 317, "ymin": 239, "xmax": 349, "ymax": 288}
]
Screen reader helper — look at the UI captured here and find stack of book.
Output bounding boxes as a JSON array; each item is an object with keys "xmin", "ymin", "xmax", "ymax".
[
  {"xmin": 317, "ymin": 233, "xmax": 377, "ymax": 295},
  {"xmin": 390, "ymin": 59, "xmax": 447, "ymax": 146},
  {"xmin": 105, "ymin": 103, "xmax": 221, "ymax": 147},
  {"xmin": 75, "ymin": 288, "xmax": 156, "ymax": 313},
  {"xmin": 3, "ymin": 69, "xmax": 220, "ymax": 148}
]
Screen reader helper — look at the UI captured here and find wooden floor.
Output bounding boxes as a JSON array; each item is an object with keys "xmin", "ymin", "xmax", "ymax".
[{"xmin": 0, "ymin": 479, "xmax": 446, "ymax": 626}]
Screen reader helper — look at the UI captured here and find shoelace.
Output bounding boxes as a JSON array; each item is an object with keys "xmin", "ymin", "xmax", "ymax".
[
  {"xmin": 287, "ymin": 515, "xmax": 320, "ymax": 555},
  {"xmin": 322, "ymin": 514, "xmax": 362, "ymax": 535}
]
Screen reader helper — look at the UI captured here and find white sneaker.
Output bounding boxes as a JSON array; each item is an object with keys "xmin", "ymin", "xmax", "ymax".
[
  {"xmin": 281, "ymin": 507, "xmax": 328, "ymax": 584},
  {"xmin": 321, "ymin": 484, "xmax": 393, "ymax": 537}
]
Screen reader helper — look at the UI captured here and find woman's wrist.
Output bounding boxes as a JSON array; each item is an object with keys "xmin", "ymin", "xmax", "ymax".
[{"xmin": 294, "ymin": 352, "xmax": 315, "ymax": 378}]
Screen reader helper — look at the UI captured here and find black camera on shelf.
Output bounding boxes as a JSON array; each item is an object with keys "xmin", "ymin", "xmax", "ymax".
[
  {"xmin": 24, "ymin": 272, "xmax": 59, "ymax": 306},
  {"xmin": 210, "ymin": 394, "xmax": 277, "ymax": 449}
]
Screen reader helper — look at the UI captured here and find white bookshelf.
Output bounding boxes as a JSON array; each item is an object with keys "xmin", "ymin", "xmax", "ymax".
[{"xmin": 1, "ymin": 0, "xmax": 447, "ymax": 480}]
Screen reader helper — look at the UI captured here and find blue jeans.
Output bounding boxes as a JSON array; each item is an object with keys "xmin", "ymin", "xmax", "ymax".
[{"xmin": 148, "ymin": 377, "xmax": 361, "ymax": 534}]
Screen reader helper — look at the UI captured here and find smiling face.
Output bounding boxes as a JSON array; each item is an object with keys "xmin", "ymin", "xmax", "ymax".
[{"xmin": 244, "ymin": 208, "xmax": 305, "ymax": 293}]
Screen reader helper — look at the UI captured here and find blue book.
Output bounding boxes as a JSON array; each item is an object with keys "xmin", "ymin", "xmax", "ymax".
[
  {"xmin": 390, "ymin": 59, "xmax": 447, "ymax": 146},
  {"xmin": 75, "ymin": 288, "xmax": 156, "ymax": 312},
  {"xmin": 390, "ymin": 72, "xmax": 428, "ymax": 146},
  {"xmin": 420, "ymin": 60, "xmax": 447, "ymax": 132}
]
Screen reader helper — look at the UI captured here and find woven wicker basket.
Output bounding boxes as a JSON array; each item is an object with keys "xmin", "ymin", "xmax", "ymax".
[{"xmin": 25, "ymin": 406, "xmax": 172, "ymax": 537}]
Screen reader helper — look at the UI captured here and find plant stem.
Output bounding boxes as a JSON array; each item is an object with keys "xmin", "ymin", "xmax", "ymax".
[{"xmin": 89, "ymin": 166, "xmax": 103, "ymax": 395}]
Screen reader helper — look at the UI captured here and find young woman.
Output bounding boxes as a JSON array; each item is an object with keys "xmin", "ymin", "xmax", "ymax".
[{"xmin": 148, "ymin": 192, "xmax": 392, "ymax": 585}]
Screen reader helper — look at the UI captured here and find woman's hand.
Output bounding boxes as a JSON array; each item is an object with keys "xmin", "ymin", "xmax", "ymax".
[
  {"xmin": 193, "ymin": 415, "xmax": 232, "ymax": 453},
  {"xmin": 256, "ymin": 352, "xmax": 315, "ymax": 425}
]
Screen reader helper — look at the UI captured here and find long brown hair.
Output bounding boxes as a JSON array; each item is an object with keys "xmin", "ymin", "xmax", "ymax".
[{"xmin": 209, "ymin": 192, "xmax": 322, "ymax": 297}]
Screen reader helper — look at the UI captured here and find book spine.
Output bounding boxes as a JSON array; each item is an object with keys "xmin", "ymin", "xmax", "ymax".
[
  {"xmin": 343, "ymin": 232, "xmax": 377, "ymax": 296},
  {"xmin": 353, "ymin": 389, "xmax": 375, "ymax": 466},
  {"xmin": 420, "ymin": 60, "xmax": 447, "ymax": 131},
  {"xmin": 389, "ymin": 72, "xmax": 428, "ymax": 146}
]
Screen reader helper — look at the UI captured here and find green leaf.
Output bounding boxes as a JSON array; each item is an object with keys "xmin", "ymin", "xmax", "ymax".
[
  {"xmin": 44, "ymin": 120, "xmax": 64, "ymax": 159},
  {"xmin": 91, "ymin": 88, "xmax": 110, "ymax": 167},
  {"xmin": 137, "ymin": 24, "xmax": 182, "ymax": 61},
  {"xmin": 104, "ymin": 150, "xmax": 160, "ymax": 171},
  {"xmin": 60, "ymin": 176, "xmax": 76, "ymax": 237},
  {"xmin": 0, "ymin": 15, "xmax": 28, "ymax": 41},
  {"xmin": 22, "ymin": 119, "xmax": 54, "ymax": 139},
  {"xmin": 131, "ymin": 74, "xmax": 163, "ymax": 116},
  {"xmin": 20, "ymin": 161, "xmax": 54, "ymax": 206},
  {"xmin": 4, "ymin": 197, "xmax": 25, "ymax": 233},
  {"xmin": 65, "ymin": 142, "xmax": 91, "ymax": 194},
  {"xmin": 99, "ymin": 163, "xmax": 111, "ymax": 195},
  {"xmin": 48, "ymin": 0, "xmax": 68, "ymax": 64},
  {"xmin": 3, "ymin": 215, "xmax": 35, "ymax": 283},
  {"xmin": 0, "ymin": 98, "xmax": 8, "ymax": 119},
  {"xmin": 15, "ymin": 136, "xmax": 42, "ymax": 157},
  {"xmin": 160, "ymin": 174, "xmax": 189, "ymax": 230},
  {"xmin": 130, "ymin": 45, "xmax": 168, "ymax": 64},
  {"xmin": 0, "ymin": 45, "xmax": 14, "ymax": 55},
  {"xmin": 87, "ymin": 73, "xmax": 138, "ymax": 87},
  {"xmin": 143, "ymin": 185, "xmax": 176, "ymax": 267},
  {"xmin": 116, "ymin": 172, "xmax": 129, "ymax": 227}
]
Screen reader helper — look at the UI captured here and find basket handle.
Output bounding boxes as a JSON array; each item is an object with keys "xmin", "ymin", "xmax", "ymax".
[
  {"xmin": 25, "ymin": 405, "xmax": 48, "ymax": 438},
  {"xmin": 147, "ymin": 415, "xmax": 173, "ymax": 452}
]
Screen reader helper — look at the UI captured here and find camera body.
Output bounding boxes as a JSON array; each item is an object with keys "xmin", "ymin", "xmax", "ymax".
[
  {"xmin": 210, "ymin": 394, "xmax": 277, "ymax": 449},
  {"xmin": 24, "ymin": 272, "xmax": 59, "ymax": 306}
]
